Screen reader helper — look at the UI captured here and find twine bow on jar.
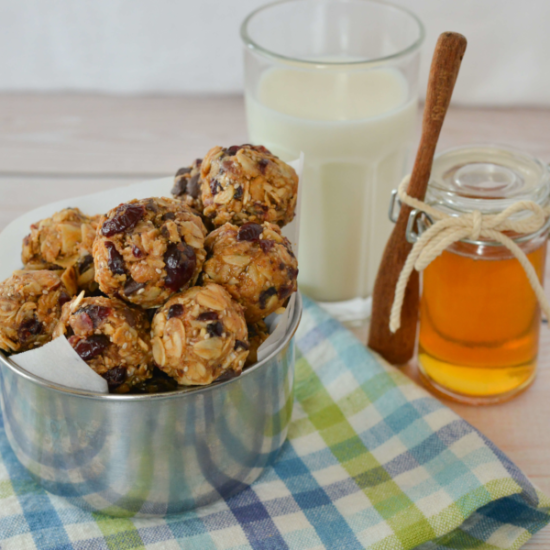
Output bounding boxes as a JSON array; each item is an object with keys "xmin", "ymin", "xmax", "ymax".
[{"xmin": 389, "ymin": 175, "xmax": 550, "ymax": 333}]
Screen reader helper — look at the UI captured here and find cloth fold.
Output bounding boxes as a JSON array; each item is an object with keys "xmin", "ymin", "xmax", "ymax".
[{"xmin": 0, "ymin": 297, "xmax": 548, "ymax": 549}]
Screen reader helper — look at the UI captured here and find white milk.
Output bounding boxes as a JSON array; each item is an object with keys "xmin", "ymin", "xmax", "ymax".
[{"xmin": 246, "ymin": 67, "xmax": 416, "ymax": 303}]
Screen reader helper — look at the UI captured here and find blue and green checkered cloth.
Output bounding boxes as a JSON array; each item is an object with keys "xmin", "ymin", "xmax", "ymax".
[{"xmin": 1, "ymin": 297, "xmax": 548, "ymax": 549}]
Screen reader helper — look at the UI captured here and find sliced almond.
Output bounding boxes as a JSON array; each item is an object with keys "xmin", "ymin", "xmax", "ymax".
[
  {"xmin": 193, "ymin": 337, "xmax": 223, "ymax": 360},
  {"xmin": 236, "ymin": 150, "xmax": 259, "ymax": 175},
  {"xmin": 164, "ymin": 318, "xmax": 185, "ymax": 359},
  {"xmin": 69, "ymin": 290, "xmax": 85, "ymax": 312},
  {"xmin": 61, "ymin": 266, "xmax": 78, "ymax": 297},
  {"xmin": 77, "ymin": 267, "xmax": 95, "ymax": 286},
  {"xmin": 223, "ymin": 255, "xmax": 251, "ymax": 267},
  {"xmin": 196, "ymin": 288, "xmax": 226, "ymax": 310},
  {"xmin": 60, "ymin": 223, "xmax": 83, "ymax": 254},
  {"xmin": 214, "ymin": 186, "xmax": 235, "ymax": 205},
  {"xmin": 264, "ymin": 294, "xmax": 279, "ymax": 312},
  {"xmin": 152, "ymin": 337, "xmax": 166, "ymax": 366}
]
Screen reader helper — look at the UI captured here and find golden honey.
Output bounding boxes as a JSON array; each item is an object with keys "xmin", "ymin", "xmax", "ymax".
[
  {"xmin": 418, "ymin": 241, "xmax": 546, "ymax": 403},
  {"xmin": 415, "ymin": 144, "xmax": 550, "ymax": 404}
]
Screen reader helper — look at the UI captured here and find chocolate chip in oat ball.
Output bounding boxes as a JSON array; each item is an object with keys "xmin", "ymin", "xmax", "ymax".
[
  {"xmin": 101, "ymin": 203, "xmax": 145, "ymax": 237},
  {"xmin": 186, "ymin": 173, "xmax": 201, "ymax": 199},
  {"xmin": 278, "ymin": 285, "xmax": 294, "ymax": 300},
  {"xmin": 124, "ymin": 278, "xmax": 146, "ymax": 296},
  {"xmin": 73, "ymin": 334, "xmax": 110, "ymax": 361},
  {"xmin": 18, "ymin": 317, "xmax": 43, "ymax": 343},
  {"xmin": 225, "ymin": 145, "xmax": 241, "ymax": 156},
  {"xmin": 259, "ymin": 239, "xmax": 275, "ymax": 253},
  {"xmin": 58, "ymin": 291, "xmax": 72, "ymax": 307},
  {"xmin": 77, "ymin": 304, "xmax": 111, "ymax": 328},
  {"xmin": 77, "ymin": 254, "xmax": 94, "ymax": 274},
  {"xmin": 258, "ymin": 158, "xmax": 269, "ymax": 174},
  {"xmin": 175, "ymin": 167, "xmax": 192, "ymax": 177},
  {"xmin": 287, "ymin": 266, "xmax": 299, "ymax": 279},
  {"xmin": 162, "ymin": 212, "xmax": 176, "ymax": 221},
  {"xmin": 210, "ymin": 179, "xmax": 223, "ymax": 196},
  {"xmin": 171, "ymin": 178, "xmax": 187, "ymax": 197},
  {"xmin": 167, "ymin": 304, "xmax": 184, "ymax": 319},
  {"xmin": 259, "ymin": 287, "xmax": 278, "ymax": 310},
  {"xmin": 164, "ymin": 242, "xmax": 197, "ymax": 291},
  {"xmin": 238, "ymin": 223, "xmax": 263, "ymax": 242},
  {"xmin": 102, "ymin": 366, "xmax": 127, "ymax": 389},
  {"xmin": 206, "ymin": 321, "xmax": 224, "ymax": 338},
  {"xmin": 197, "ymin": 311, "xmax": 218, "ymax": 321},
  {"xmin": 233, "ymin": 185, "xmax": 243, "ymax": 200},
  {"xmin": 234, "ymin": 339, "xmax": 250, "ymax": 351},
  {"xmin": 105, "ymin": 241, "xmax": 125, "ymax": 275},
  {"xmin": 145, "ymin": 199, "xmax": 159, "ymax": 213},
  {"xmin": 129, "ymin": 367, "xmax": 178, "ymax": 394}
]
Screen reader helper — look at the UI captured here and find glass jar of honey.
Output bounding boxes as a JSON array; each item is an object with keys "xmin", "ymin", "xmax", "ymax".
[{"xmin": 416, "ymin": 145, "xmax": 550, "ymax": 404}]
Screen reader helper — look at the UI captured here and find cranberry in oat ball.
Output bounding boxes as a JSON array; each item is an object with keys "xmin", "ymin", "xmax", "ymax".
[
  {"xmin": 171, "ymin": 158, "xmax": 203, "ymax": 213},
  {"xmin": 93, "ymin": 198, "xmax": 207, "ymax": 309},
  {"xmin": 151, "ymin": 283, "xmax": 248, "ymax": 386},
  {"xmin": 202, "ymin": 222, "xmax": 298, "ymax": 323},
  {"xmin": 0, "ymin": 270, "xmax": 75, "ymax": 353},
  {"xmin": 22, "ymin": 208, "xmax": 100, "ymax": 292},
  {"xmin": 200, "ymin": 144, "xmax": 298, "ymax": 228},
  {"xmin": 53, "ymin": 295, "xmax": 153, "ymax": 393}
]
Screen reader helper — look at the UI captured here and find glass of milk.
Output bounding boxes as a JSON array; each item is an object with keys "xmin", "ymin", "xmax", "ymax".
[{"xmin": 241, "ymin": 0, "xmax": 424, "ymax": 325}]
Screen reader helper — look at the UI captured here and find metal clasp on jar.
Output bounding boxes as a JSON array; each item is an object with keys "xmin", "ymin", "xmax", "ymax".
[
  {"xmin": 405, "ymin": 210, "xmax": 434, "ymax": 243},
  {"xmin": 388, "ymin": 189, "xmax": 401, "ymax": 223},
  {"xmin": 388, "ymin": 190, "xmax": 436, "ymax": 243}
]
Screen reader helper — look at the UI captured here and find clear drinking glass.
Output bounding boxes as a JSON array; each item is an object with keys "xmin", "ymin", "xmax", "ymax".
[{"xmin": 241, "ymin": 0, "xmax": 424, "ymax": 325}]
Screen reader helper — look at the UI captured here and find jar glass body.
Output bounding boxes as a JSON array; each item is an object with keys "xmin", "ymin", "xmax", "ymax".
[
  {"xmin": 418, "ymin": 233, "xmax": 548, "ymax": 404},
  {"xmin": 417, "ymin": 145, "xmax": 550, "ymax": 404}
]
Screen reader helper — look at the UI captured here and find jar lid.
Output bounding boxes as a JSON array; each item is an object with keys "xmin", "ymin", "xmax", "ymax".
[{"xmin": 426, "ymin": 145, "xmax": 550, "ymax": 218}]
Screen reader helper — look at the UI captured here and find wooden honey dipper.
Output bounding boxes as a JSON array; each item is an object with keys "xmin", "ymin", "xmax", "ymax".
[{"xmin": 368, "ymin": 32, "xmax": 467, "ymax": 365}]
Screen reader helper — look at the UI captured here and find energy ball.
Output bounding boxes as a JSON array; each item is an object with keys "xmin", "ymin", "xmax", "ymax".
[
  {"xmin": 151, "ymin": 283, "xmax": 248, "ymax": 386},
  {"xmin": 171, "ymin": 158, "xmax": 203, "ymax": 212},
  {"xmin": 53, "ymin": 295, "xmax": 153, "ymax": 393},
  {"xmin": 202, "ymin": 221, "xmax": 298, "ymax": 322},
  {"xmin": 94, "ymin": 197, "xmax": 207, "ymax": 309},
  {"xmin": 201, "ymin": 144, "xmax": 298, "ymax": 228},
  {"xmin": 22, "ymin": 208, "xmax": 99, "ymax": 291},
  {"xmin": 0, "ymin": 270, "xmax": 75, "ymax": 353},
  {"xmin": 245, "ymin": 320, "xmax": 269, "ymax": 367}
]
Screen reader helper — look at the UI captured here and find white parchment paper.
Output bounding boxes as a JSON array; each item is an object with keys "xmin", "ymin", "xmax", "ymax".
[{"xmin": 10, "ymin": 336, "xmax": 109, "ymax": 393}]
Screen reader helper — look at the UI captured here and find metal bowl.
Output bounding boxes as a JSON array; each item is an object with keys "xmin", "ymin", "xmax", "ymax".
[{"xmin": 0, "ymin": 293, "xmax": 302, "ymax": 517}]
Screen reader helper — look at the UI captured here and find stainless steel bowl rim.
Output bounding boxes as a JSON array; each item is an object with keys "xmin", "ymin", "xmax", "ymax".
[{"xmin": 0, "ymin": 292, "xmax": 303, "ymax": 402}]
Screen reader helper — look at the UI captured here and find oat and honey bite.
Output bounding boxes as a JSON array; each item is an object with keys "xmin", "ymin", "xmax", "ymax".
[
  {"xmin": 53, "ymin": 295, "xmax": 153, "ymax": 393},
  {"xmin": 202, "ymin": 221, "xmax": 298, "ymax": 323},
  {"xmin": 22, "ymin": 208, "xmax": 99, "ymax": 292},
  {"xmin": 93, "ymin": 198, "xmax": 207, "ymax": 309},
  {"xmin": 151, "ymin": 283, "xmax": 249, "ymax": 386},
  {"xmin": 245, "ymin": 320, "xmax": 269, "ymax": 367},
  {"xmin": 200, "ymin": 145, "xmax": 298, "ymax": 228},
  {"xmin": 0, "ymin": 270, "xmax": 75, "ymax": 353},
  {"xmin": 171, "ymin": 158, "xmax": 203, "ymax": 213}
]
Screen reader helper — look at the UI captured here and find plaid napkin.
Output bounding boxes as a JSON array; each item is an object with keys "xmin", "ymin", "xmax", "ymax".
[{"xmin": 0, "ymin": 297, "xmax": 549, "ymax": 550}]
